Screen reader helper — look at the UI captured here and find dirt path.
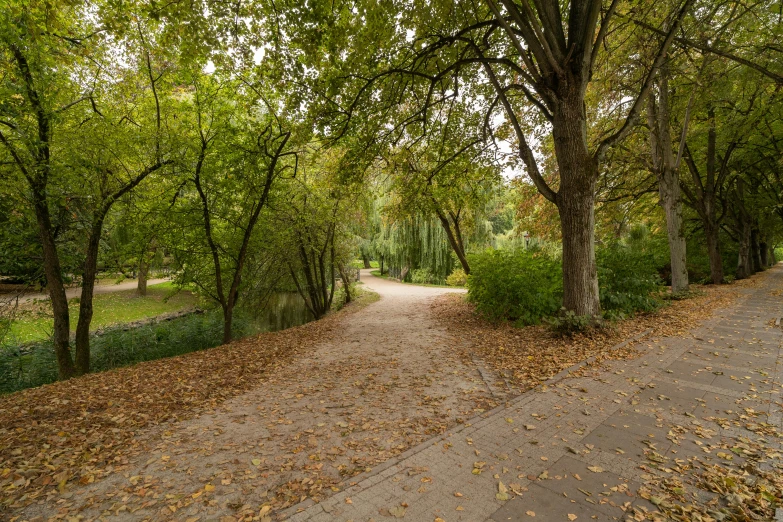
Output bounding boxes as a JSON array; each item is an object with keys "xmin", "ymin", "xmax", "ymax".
[
  {"xmin": 10, "ymin": 278, "xmax": 169, "ymax": 305},
  {"xmin": 23, "ymin": 271, "xmax": 493, "ymax": 521}
]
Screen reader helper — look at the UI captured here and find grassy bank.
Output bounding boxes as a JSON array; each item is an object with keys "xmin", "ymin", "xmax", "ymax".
[{"xmin": 4, "ymin": 283, "xmax": 199, "ymax": 344}]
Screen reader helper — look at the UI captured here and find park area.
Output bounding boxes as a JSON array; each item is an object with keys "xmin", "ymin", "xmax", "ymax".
[{"xmin": 1, "ymin": 0, "xmax": 782, "ymax": 520}]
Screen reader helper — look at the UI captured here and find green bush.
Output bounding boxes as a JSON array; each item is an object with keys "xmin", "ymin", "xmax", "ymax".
[
  {"xmin": 445, "ymin": 268, "xmax": 468, "ymax": 287},
  {"xmin": 545, "ymin": 310, "xmax": 593, "ymax": 336},
  {"xmin": 597, "ymin": 243, "xmax": 664, "ymax": 317},
  {"xmin": 411, "ymin": 268, "xmax": 437, "ymax": 284},
  {"xmin": 467, "ymin": 249, "xmax": 562, "ymax": 325}
]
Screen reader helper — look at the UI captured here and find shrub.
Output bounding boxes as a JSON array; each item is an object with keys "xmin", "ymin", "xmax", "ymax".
[
  {"xmin": 445, "ymin": 268, "xmax": 468, "ymax": 287},
  {"xmin": 545, "ymin": 309, "xmax": 593, "ymax": 336},
  {"xmin": 597, "ymin": 243, "xmax": 664, "ymax": 316},
  {"xmin": 467, "ymin": 249, "xmax": 562, "ymax": 325},
  {"xmin": 411, "ymin": 268, "xmax": 436, "ymax": 285}
]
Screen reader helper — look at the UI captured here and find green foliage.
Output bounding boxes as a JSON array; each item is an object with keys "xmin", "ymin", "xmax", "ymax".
[
  {"xmin": 0, "ymin": 311, "xmax": 249, "ymax": 394},
  {"xmin": 466, "ymin": 249, "xmax": 562, "ymax": 325},
  {"xmin": 545, "ymin": 310, "xmax": 593, "ymax": 336},
  {"xmin": 597, "ymin": 242, "xmax": 664, "ymax": 317},
  {"xmin": 445, "ymin": 268, "xmax": 467, "ymax": 287},
  {"xmin": 410, "ymin": 268, "xmax": 438, "ymax": 285}
]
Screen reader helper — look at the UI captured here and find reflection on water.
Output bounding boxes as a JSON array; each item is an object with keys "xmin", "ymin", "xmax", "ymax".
[{"xmin": 242, "ymin": 292, "xmax": 313, "ymax": 335}]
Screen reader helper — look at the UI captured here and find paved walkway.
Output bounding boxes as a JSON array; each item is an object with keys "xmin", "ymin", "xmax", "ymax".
[
  {"xmin": 283, "ymin": 267, "xmax": 783, "ymax": 521},
  {"xmin": 9, "ymin": 278, "xmax": 169, "ymax": 304}
]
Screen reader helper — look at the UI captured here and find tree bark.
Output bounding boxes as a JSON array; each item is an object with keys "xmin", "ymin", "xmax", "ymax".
[
  {"xmin": 74, "ymin": 221, "xmax": 105, "ymax": 375},
  {"xmin": 646, "ymin": 74, "xmax": 689, "ymax": 293},
  {"xmin": 735, "ymin": 220, "xmax": 752, "ymax": 279},
  {"xmin": 750, "ymin": 228, "xmax": 762, "ymax": 273},
  {"xmin": 362, "ymin": 255, "xmax": 371, "ymax": 269},
  {"xmin": 32, "ymin": 187, "xmax": 76, "ymax": 379},
  {"xmin": 137, "ymin": 259, "xmax": 149, "ymax": 296},
  {"xmin": 704, "ymin": 221, "xmax": 724, "ymax": 284},
  {"xmin": 553, "ymin": 93, "xmax": 601, "ymax": 317},
  {"xmin": 222, "ymin": 305, "xmax": 233, "ymax": 344}
]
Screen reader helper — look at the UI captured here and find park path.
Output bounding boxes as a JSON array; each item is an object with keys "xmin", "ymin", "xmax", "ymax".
[
  {"xmin": 9, "ymin": 278, "xmax": 169, "ymax": 304},
  {"xmin": 284, "ymin": 267, "xmax": 783, "ymax": 522},
  {"xmin": 24, "ymin": 270, "xmax": 495, "ymax": 521}
]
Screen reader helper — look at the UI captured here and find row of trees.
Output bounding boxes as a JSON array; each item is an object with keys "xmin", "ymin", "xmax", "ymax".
[
  {"xmin": 2, "ymin": 0, "xmax": 782, "ymax": 381},
  {"xmin": 0, "ymin": 4, "xmax": 365, "ymax": 379}
]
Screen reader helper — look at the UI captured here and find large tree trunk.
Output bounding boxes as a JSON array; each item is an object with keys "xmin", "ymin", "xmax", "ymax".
[
  {"xmin": 362, "ymin": 254, "xmax": 371, "ymax": 269},
  {"xmin": 222, "ymin": 305, "xmax": 233, "ymax": 344},
  {"xmin": 704, "ymin": 221, "xmax": 724, "ymax": 284},
  {"xmin": 137, "ymin": 259, "xmax": 149, "ymax": 296},
  {"xmin": 735, "ymin": 221, "xmax": 752, "ymax": 280},
  {"xmin": 74, "ymin": 222, "xmax": 103, "ymax": 375},
  {"xmin": 750, "ymin": 228, "xmax": 762, "ymax": 273},
  {"xmin": 553, "ymin": 94, "xmax": 601, "ymax": 317},
  {"xmin": 32, "ymin": 188, "xmax": 76, "ymax": 379},
  {"xmin": 661, "ymin": 185, "xmax": 689, "ymax": 292},
  {"xmin": 647, "ymin": 79, "xmax": 689, "ymax": 293}
]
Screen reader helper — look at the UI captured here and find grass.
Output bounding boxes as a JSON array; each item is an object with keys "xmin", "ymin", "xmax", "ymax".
[
  {"xmin": 369, "ymin": 270, "xmax": 463, "ymax": 289},
  {"xmin": 4, "ymin": 283, "xmax": 199, "ymax": 344}
]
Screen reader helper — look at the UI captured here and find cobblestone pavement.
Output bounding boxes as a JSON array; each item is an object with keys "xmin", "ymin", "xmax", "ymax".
[{"xmin": 281, "ymin": 267, "xmax": 783, "ymax": 522}]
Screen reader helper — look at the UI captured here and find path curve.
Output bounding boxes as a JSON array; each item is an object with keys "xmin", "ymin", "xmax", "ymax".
[
  {"xmin": 20, "ymin": 267, "xmax": 492, "ymax": 521},
  {"xmin": 12, "ymin": 278, "xmax": 169, "ymax": 304}
]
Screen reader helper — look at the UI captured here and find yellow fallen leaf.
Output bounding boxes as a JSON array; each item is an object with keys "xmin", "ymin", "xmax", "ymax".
[
  {"xmin": 587, "ymin": 466, "xmax": 603, "ymax": 473},
  {"xmin": 204, "ymin": 484, "xmax": 215, "ymax": 492},
  {"xmin": 568, "ymin": 515, "xmax": 577, "ymax": 521},
  {"xmin": 526, "ymin": 510, "xmax": 536, "ymax": 517},
  {"xmin": 252, "ymin": 459, "xmax": 261, "ymax": 466}
]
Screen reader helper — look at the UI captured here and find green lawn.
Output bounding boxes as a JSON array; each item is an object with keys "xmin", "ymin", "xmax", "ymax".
[{"xmin": 5, "ymin": 283, "xmax": 199, "ymax": 344}]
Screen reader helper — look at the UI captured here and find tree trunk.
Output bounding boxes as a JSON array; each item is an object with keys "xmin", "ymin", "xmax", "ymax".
[
  {"xmin": 661, "ymin": 186, "xmax": 689, "ymax": 292},
  {"xmin": 760, "ymin": 241, "xmax": 768, "ymax": 267},
  {"xmin": 222, "ymin": 305, "xmax": 233, "ymax": 344},
  {"xmin": 704, "ymin": 221, "xmax": 724, "ymax": 284},
  {"xmin": 32, "ymin": 188, "xmax": 76, "ymax": 379},
  {"xmin": 362, "ymin": 255, "xmax": 371, "ymax": 269},
  {"xmin": 750, "ymin": 228, "xmax": 762, "ymax": 273},
  {"xmin": 553, "ymin": 94, "xmax": 601, "ymax": 317},
  {"xmin": 137, "ymin": 259, "xmax": 149, "ymax": 296},
  {"xmin": 74, "ymin": 222, "xmax": 104, "ymax": 375},
  {"xmin": 380, "ymin": 256, "xmax": 384, "ymax": 275},
  {"xmin": 735, "ymin": 221, "xmax": 752, "ymax": 280},
  {"xmin": 647, "ymin": 79, "xmax": 689, "ymax": 293}
]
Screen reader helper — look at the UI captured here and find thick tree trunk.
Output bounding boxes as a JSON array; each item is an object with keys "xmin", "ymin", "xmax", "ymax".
[
  {"xmin": 74, "ymin": 223, "xmax": 104, "ymax": 375},
  {"xmin": 760, "ymin": 241, "xmax": 768, "ymax": 267},
  {"xmin": 661, "ymin": 186, "xmax": 689, "ymax": 292},
  {"xmin": 735, "ymin": 221, "xmax": 752, "ymax": 280},
  {"xmin": 137, "ymin": 260, "xmax": 149, "ymax": 296},
  {"xmin": 647, "ymin": 81, "xmax": 689, "ymax": 293},
  {"xmin": 553, "ymin": 94, "xmax": 601, "ymax": 317},
  {"xmin": 222, "ymin": 305, "xmax": 233, "ymax": 344},
  {"xmin": 32, "ymin": 189, "xmax": 76, "ymax": 379},
  {"xmin": 750, "ymin": 228, "xmax": 762, "ymax": 273},
  {"xmin": 362, "ymin": 255, "xmax": 371, "ymax": 269},
  {"xmin": 704, "ymin": 222, "xmax": 724, "ymax": 284}
]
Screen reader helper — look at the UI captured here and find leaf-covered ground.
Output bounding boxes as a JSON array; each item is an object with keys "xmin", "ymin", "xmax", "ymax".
[
  {"xmin": 432, "ymin": 281, "xmax": 759, "ymax": 393},
  {"xmin": 0, "ymin": 275, "xmax": 769, "ymax": 521}
]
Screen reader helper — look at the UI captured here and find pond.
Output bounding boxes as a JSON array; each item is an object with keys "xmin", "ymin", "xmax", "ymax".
[
  {"xmin": 242, "ymin": 292, "xmax": 313, "ymax": 335},
  {"xmin": 0, "ymin": 292, "xmax": 314, "ymax": 394}
]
